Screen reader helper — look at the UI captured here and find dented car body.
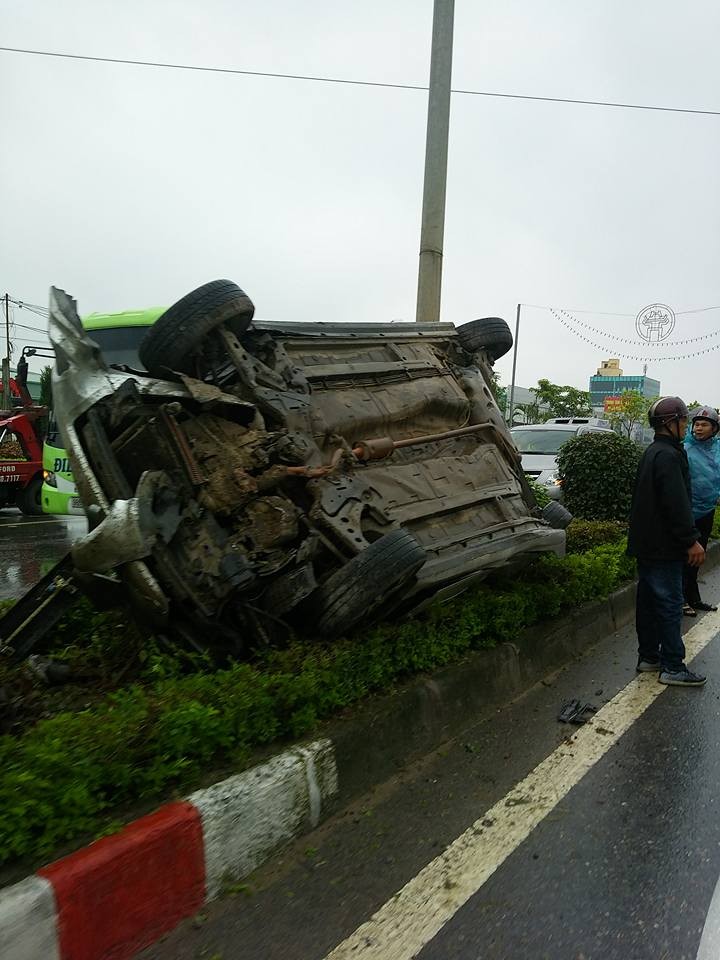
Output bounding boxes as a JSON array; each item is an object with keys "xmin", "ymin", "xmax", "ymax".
[{"xmin": 49, "ymin": 281, "xmax": 565, "ymax": 653}]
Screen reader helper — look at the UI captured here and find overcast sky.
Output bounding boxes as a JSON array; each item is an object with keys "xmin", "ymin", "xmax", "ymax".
[{"xmin": 2, "ymin": 0, "xmax": 720, "ymax": 401}]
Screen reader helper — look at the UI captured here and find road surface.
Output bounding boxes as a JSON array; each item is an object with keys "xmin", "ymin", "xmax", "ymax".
[
  {"xmin": 142, "ymin": 564, "xmax": 720, "ymax": 960},
  {"xmin": 0, "ymin": 509, "xmax": 87, "ymax": 601}
]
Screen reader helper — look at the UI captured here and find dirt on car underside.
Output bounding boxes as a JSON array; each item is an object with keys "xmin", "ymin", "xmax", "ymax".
[{"xmin": 40, "ymin": 281, "xmax": 568, "ymax": 658}]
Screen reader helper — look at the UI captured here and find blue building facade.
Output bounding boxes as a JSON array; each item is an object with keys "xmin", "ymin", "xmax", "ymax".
[{"xmin": 589, "ymin": 373, "xmax": 661, "ymax": 410}]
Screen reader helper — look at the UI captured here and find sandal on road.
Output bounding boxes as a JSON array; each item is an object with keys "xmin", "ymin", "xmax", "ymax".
[
  {"xmin": 683, "ymin": 603, "xmax": 698, "ymax": 617},
  {"xmin": 693, "ymin": 601, "xmax": 718, "ymax": 612}
]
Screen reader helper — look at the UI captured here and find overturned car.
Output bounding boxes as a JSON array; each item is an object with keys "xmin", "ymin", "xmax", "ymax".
[{"xmin": 49, "ymin": 280, "xmax": 567, "ymax": 655}]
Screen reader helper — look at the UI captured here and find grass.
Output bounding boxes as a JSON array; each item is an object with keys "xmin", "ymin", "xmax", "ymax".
[{"xmin": 0, "ymin": 538, "xmax": 636, "ymax": 867}]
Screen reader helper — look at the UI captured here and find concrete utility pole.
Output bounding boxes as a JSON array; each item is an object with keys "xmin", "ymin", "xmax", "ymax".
[
  {"xmin": 415, "ymin": 0, "xmax": 455, "ymax": 323},
  {"xmin": 1, "ymin": 294, "xmax": 10, "ymax": 410}
]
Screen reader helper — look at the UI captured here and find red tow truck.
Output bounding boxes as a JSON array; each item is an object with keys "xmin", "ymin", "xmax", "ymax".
[{"xmin": 0, "ymin": 353, "xmax": 47, "ymax": 515}]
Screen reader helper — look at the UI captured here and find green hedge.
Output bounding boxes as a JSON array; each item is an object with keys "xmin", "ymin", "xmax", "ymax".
[
  {"xmin": 0, "ymin": 540, "xmax": 636, "ymax": 866},
  {"xmin": 558, "ymin": 432, "xmax": 640, "ymax": 521},
  {"xmin": 565, "ymin": 519, "xmax": 627, "ymax": 554},
  {"xmin": 712, "ymin": 511, "xmax": 720, "ymax": 540}
]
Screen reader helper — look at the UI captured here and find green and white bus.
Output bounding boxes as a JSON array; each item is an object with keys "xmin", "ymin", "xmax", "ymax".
[{"xmin": 42, "ymin": 306, "xmax": 165, "ymax": 515}]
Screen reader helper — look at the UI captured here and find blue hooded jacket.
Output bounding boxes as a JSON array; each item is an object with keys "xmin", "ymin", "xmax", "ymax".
[{"xmin": 684, "ymin": 429, "xmax": 720, "ymax": 519}]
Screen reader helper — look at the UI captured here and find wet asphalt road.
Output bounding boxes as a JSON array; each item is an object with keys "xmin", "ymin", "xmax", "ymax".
[
  {"xmin": 0, "ymin": 509, "xmax": 87, "ymax": 601},
  {"xmin": 143, "ymin": 565, "xmax": 720, "ymax": 960}
]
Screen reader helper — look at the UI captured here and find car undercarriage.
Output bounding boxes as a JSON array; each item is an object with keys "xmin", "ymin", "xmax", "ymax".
[{"xmin": 47, "ymin": 280, "xmax": 567, "ymax": 656}]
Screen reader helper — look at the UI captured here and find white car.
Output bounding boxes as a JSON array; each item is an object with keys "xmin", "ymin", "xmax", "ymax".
[{"xmin": 510, "ymin": 418, "xmax": 615, "ymax": 500}]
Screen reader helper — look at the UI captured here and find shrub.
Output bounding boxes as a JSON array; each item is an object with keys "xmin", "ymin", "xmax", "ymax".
[
  {"xmin": 0, "ymin": 540, "xmax": 635, "ymax": 865},
  {"xmin": 712, "ymin": 511, "xmax": 720, "ymax": 540},
  {"xmin": 565, "ymin": 519, "xmax": 627, "ymax": 554},
  {"xmin": 557, "ymin": 432, "xmax": 640, "ymax": 521},
  {"xmin": 526, "ymin": 477, "xmax": 552, "ymax": 508}
]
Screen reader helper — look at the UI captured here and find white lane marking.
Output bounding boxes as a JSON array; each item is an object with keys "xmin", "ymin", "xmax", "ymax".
[
  {"xmin": 324, "ymin": 610, "xmax": 720, "ymax": 960},
  {"xmin": 697, "ymin": 869, "xmax": 720, "ymax": 960}
]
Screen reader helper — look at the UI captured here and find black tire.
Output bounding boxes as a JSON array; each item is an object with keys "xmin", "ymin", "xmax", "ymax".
[
  {"xmin": 138, "ymin": 279, "xmax": 255, "ymax": 375},
  {"xmin": 456, "ymin": 317, "xmax": 513, "ymax": 362},
  {"xmin": 543, "ymin": 501, "xmax": 572, "ymax": 530},
  {"xmin": 18, "ymin": 473, "xmax": 43, "ymax": 516},
  {"xmin": 310, "ymin": 528, "xmax": 426, "ymax": 637}
]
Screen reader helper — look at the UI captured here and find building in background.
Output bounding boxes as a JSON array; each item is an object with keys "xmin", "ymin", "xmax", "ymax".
[
  {"xmin": 507, "ymin": 385, "xmax": 551, "ymax": 424},
  {"xmin": 589, "ymin": 359, "xmax": 660, "ymax": 412},
  {"xmin": 589, "ymin": 359, "xmax": 660, "ymax": 445}
]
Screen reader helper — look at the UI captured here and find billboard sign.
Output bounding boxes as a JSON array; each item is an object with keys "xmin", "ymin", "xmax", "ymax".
[{"xmin": 604, "ymin": 395, "xmax": 623, "ymax": 413}]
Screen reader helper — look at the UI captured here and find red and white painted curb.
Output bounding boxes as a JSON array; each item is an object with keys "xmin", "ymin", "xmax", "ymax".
[{"xmin": 1, "ymin": 739, "xmax": 337, "ymax": 960}]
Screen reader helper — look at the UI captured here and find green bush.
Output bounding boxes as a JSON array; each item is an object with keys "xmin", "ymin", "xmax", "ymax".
[
  {"xmin": 526, "ymin": 477, "xmax": 552, "ymax": 508},
  {"xmin": 0, "ymin": 540, "xmax": 636, "ymax": 866},
  {"xmin": 557, "ymin": 432, "xmax": 640, "ymax": 521},
  {"xmin": 712, "ymin": 510, "xmax": 720, "ymax": 540},
  {"xmin": 565, "ymin": 519, "xmax": 627, "ymax": 554}
]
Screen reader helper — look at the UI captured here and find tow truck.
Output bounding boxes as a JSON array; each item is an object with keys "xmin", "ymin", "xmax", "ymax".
[{"xmin": 0, "ymin": 349, "xmax": 49, "ymax": 515}]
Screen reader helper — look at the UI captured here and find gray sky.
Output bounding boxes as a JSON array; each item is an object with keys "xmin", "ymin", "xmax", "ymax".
[{"xmin": 2, "ymin": 0, "xmax": 720, "ymax": 401}]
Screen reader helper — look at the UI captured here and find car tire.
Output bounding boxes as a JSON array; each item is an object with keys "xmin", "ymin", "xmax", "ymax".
[
  {"xmin": 542, "ymin": 501, "xmax": 572, "ymax": 530},
  {"xmin": 309, "ymin": 528, "xmax": 426, "ymax": 637},
  {"xmin": 456, "ymin": 317, "xmax": 513, "ymax": 362},
  {"xmin": 138, "ymin": 279, "xmax": 255, "ymax": 375},
  {"xmin": 18, "ymin": 473, "xmax": 44, "ymax": 516}
]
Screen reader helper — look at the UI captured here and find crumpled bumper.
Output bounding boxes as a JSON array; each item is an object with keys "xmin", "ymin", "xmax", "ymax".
[{"xmin": 47, "ymin": 287, "xmax": 184, "ymax": 624}]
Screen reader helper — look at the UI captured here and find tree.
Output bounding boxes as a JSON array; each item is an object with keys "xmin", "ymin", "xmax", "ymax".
[
  {"xmin": 607, "ymin": 389, "xmax": 655, "ymax": 439},
  {"xmin": 530, "ymin": 379, "xmax": 592, "ymax": 420},
  {"xmin": 488, "ymin": 371, "xmax": 507, "ymax": 416},
  {"xmin": 513, "ymin": 401, "xmax": 543, "ymax": 425},
  {"xmin": 39, "ymin": 366, "xmax": 53, "ymax": 408}
]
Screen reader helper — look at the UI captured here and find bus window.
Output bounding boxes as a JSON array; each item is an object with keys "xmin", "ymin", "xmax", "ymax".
[{"xmin": 41, "ymin": 309, "xmax": 163, "ymax": 515}]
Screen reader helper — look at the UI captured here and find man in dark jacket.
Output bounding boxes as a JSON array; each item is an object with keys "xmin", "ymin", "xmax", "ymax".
[{"xmin": 627, "ymin": 396, "xmax": 706, "ymax": 685}]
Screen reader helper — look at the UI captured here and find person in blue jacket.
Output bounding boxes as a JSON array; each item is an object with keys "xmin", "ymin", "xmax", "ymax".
[{"xmin": 683, "ymin": 404, "xmax": 720, "ymax": 615}]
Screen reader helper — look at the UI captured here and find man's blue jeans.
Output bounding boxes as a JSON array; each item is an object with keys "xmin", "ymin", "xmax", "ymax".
[{"xmin": 636, "ymin": 560, "xmax": 685, "ymax": 672}]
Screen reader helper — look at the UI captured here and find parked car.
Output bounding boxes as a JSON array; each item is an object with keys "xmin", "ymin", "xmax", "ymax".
[
  {"xmin": 49, "ymin": 280, "xmax": 567, "ymax": 655},
  {"xmin": 510, "ymin": 417, "xmax": 615, "ymax": 500}
]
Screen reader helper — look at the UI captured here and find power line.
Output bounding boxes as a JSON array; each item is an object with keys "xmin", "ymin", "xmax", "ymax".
[
  {"xmin": 12, "ymin": 301, "xmax": 48, "ymax": 315},
  {"xmin": 11, "ymin": 321, "xmax": 49, "ymax": 336},
  {"xmin": 22, "ymin": 311, "xmax": 50, "ymax": 324},
  {"xmin": 523, "ymin": 303, "xmax": 634, "ymax": 317},
  {"xmin": 523, "ymin": 302, "xmax": 720, "ymax": 318},
  {"xmin": 9, "ymin": 298, "xmax": 49, "ymax": 317},
  {"xmin": 2, "ymin": 45, "xmax": 720, "ymax": 119},
  {"xmin": 676, "ymin": 304, "xmax": 720, "ymax": 315}
]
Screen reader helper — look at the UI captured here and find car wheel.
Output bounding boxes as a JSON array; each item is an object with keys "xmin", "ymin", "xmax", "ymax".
[
  {"xmin": 456, "ymin": 317, "xmax": 513, "ymax": 362},
  {"xmin": 18, "ymin": 473, "xmax": 44, "ymax": 516},
  {"xmin": 309, "ymin": 528, "xmax": 426, "ymax": 637},
  {"xmin": 138, "ymin": 279, "xmax": 255, "ymax": 376},
  {"xmin": 542, "ymin": 501, "xmax": 572, "ymax": 530}
]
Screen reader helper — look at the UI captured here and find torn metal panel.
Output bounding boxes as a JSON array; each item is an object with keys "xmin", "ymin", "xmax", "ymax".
[{"xmin": 47, "ymin": 281, "xmax": 565, "ymax": 654}]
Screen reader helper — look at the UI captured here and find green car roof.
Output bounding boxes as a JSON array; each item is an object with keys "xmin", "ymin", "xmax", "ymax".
[{"xmin": 81, "ymin": 307, "xmax": 166, "ymax": 331}]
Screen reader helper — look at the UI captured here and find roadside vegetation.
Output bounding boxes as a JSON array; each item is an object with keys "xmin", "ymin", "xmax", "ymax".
[
  {"xmin": 0, "ymin": 430, "xmax": 671, "ymax": 870},
  {"xmin": 557, "ymin": 432, "xmax": 641, "ymax": 521},
  {"xmin": 0, "ymin": 525, "xmax": 634, "ymax": 868}
]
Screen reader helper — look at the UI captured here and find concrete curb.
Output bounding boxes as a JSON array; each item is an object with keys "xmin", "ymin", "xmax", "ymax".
[
  {"xmin": 3, "ymin": 545, "xmax": 718, "ymax": 960},
  {"xmin": 3, "ymin": 741, "xmax": 338, "ymax": 960}
]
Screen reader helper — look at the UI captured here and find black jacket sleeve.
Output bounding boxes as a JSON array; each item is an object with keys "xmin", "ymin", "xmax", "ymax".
[{"xmin": 654, "ymin": 448, "xmax": 699, "ymax": 549}]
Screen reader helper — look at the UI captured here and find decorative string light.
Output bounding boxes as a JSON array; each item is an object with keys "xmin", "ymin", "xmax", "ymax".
[
  {"xmin": 551, "ymin": 308, "xmax": 720, "ymax": 361},
  {"xmin": 556, "ymin": 308, "xmax": 720, "ymax": 347}
]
